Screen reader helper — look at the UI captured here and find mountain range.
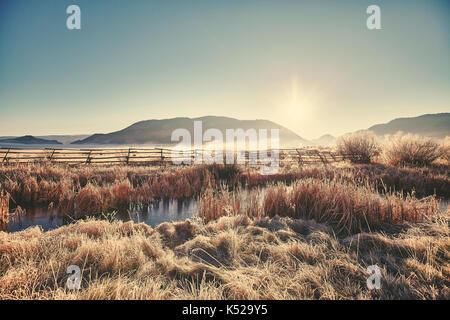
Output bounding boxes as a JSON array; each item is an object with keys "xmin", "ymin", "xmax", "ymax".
[
  {"xmin": 72, "ymin": 113, "xmax": 449, "ymax": 146},
  {"xmin": 0, "ymin": 135, "xmax": 62, "ymax": 145},
  {"xmin": 366, "ymin": 113, "xmax": 449, "ymax": 138},
  {"xmin": 1, "ymin": 113, "xmax": 448, "ymax": 147},
  {"xmin": 71, "ymin": 116, "xmax": 307, "ymax": 146}
]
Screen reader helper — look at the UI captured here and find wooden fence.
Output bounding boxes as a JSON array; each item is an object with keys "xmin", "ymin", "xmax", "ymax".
[{"xmin": 0, "ymin": 147, "xmax": 348, "ymax": 166}]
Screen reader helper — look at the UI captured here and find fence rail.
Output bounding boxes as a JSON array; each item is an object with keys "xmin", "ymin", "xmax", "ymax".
[{"xmin": 0, "ymin": 147, "xmax": 352, "ymax": 166}]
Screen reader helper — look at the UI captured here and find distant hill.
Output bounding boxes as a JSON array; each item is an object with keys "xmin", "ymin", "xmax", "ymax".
[
  {"xmin": 37, "ymin": 135, "xmax": 90, "ymax": 145},
  {"xmin": 0, "ymin": 135, "xmax": 90, "ymax": 145},
  {"xmin": 367, "ymin": 113, "xmax": 450, "ymax": 138},
  {"xmin": 72, "ymin": 116, "xmax": 306, "ymax": 146},
  {"xmin": 0, "ymin": 135, "xmax": 62, "ymax": 145},
  {"xmin": 307, "ymin": 134, "xmax": 336, "ymax": 146}
]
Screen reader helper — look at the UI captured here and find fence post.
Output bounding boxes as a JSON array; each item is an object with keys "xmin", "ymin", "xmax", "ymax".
[
  {"xmin": 126, "ymin": 148, "xmax": 131, "ymax": 165},
  {"xmin": 86, "ymin": 150, "xmax": 92, "ymax": 164},
  {"xmin": 2, "ymin": 148, "xmax": 10, "ymax": 164},
  {"xmin": 329, "ymin": 152, "xmax": 337, "ymax": 162},
  {"xmin": 296, "ymin": 149, "xmax": 303, "ymax": 166},
  {"xmin": 316, "ymin": 150, "xmax": 328, "ymax": 165},
  {"xmin": 49, "ymin": 149, "xmax": 56, "ymax": 162}
]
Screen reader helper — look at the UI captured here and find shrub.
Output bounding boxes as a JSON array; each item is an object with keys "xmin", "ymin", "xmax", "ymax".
[
  {"xmin": 441, "ymin": 136, "xmax": 450, "ymax": 163},
  {"xmin": 384, "ymin": 132, "xmax": 443, "ymax": 166},
  {"xmin": 336, "ymin": 131, "xmax": 380, "ymax": 163}
]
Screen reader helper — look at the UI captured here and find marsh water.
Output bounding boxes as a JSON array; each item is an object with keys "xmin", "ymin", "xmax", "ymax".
[
  {"xmin": 4, "ymin": 195, "xmax": 449, "ymax": 233},
  {"xmin": 6, "ymin": 198, "xmax": 198, "ymax": 233}
]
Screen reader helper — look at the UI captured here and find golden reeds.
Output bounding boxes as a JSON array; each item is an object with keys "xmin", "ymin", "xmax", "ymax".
[
  {"xmin": 0, "ymin": 162, "xmax": 448, "ymax": 211},
  {"xmin": 0, "ymin": 214, "xmax": 448, "ymax": 299},
  {"xmin": 199, "ymin": 179, "xmax": 439, "ymax": 234}
]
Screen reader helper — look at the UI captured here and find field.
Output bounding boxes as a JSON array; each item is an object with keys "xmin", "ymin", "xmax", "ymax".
[
  {"xmin": 0, "ymin": 155, "xmax": 449, "ymax": 299},
  {"xmin": 0, "ymin": 213, "xmax": 448, "ymax": 299}
]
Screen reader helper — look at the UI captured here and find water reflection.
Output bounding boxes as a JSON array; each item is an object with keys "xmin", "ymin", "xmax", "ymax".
[
  {"xmin": 5, "ymin": 196, "xmax": 449, "ymax": 233},
  {"xmin": 7, "ymin": 198, "xmax": 198, "ymax": 233},
  {"xmin": 119, "ymin": 198, "xmax": 198, "ymax": 227}
]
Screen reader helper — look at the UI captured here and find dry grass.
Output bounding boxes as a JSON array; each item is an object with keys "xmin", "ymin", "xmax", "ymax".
[
  {"xmin": 0, "ymin": 191, "xmax": 9, "ymax": 230},
  {"xmin": 0, "ymin": 213, "xmax": 448, "ymax": 300},
  {"xmin": 0, "ymin": 160, "xmax": 448, "ymax": 300},
  {"xmin": 337, "ymin": 163, "xmax": 450, "ymax": 198},
  {"xmin": 441, "ymin": 136, "xmax": 450, "ymax": 163},
  {"xmin": 241, "ymin": 163, "xmax": 450, "ymax": 198},
  {"xmin": 0, "ymin": 162, "xmax": 448, "ymax": 216},
  {"xmin": 199, "ymin": 179, "xmax": 439, "ymax": 234},
  {"xmin": 0, "ymin": 164, "xmax": 240, "ymax": 216}
]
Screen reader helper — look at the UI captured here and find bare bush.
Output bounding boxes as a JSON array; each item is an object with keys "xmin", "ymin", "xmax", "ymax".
[
  {"xmin": 384, "ymin": 132, "xmax": 443, "ymax": 166},
  {"xmin": 336, "ymin": 131, "xmax": 380, "ymax": 163},
  {"xmin": 441, "ymin": 136, "xmax": 450, "ymax": 163}
]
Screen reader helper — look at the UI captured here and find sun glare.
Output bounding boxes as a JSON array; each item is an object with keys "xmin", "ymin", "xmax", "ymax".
[{"xmin": 279, "ymin": 75, "xmax": 320, "ymax": 126}]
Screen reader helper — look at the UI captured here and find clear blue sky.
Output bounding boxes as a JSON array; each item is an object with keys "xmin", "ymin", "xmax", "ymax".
[{"xmin": 0, "ymin": 0, "xmax": 449, "ymax": 139}]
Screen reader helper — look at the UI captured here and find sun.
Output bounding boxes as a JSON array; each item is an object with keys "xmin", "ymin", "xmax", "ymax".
[
  {"xmin": 288, "ymin": 76, "xmax": 302, "ymax": 116},
  {"xmin": 285, "ymin": 75, "xmax": 316, "ymax": 119},
  {"xmin": 267, "ymin": 74, "xmax": 321, "ymax": 137}
]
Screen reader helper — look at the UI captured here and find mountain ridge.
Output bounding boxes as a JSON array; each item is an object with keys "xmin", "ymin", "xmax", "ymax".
[
  {"xmin": 72, "ymin": 116, "xmax": 307, "ymax": 146},
  {"xmin": 1, "ymin": 113, "xmax": 448, "ymax": 147},
  {"xmin": 367, "ymin": 113, "xmax": 449, "ymax": 138},
  {"xmin": 0, "ymin": 135, "xmax": 62, "ymax": 145}
]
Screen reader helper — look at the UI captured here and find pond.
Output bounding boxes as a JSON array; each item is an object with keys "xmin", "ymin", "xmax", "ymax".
[
  {"xmin": 6, "ymin": 198, "xmax": 198, "ymax": 233},
  {"xmin": 4, "ymin": 195, "xmax": 449, "ymax": 233}
]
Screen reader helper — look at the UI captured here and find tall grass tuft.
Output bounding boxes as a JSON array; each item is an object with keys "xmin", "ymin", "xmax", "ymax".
[
  {"xmin": 0, "ymin": 190, "xmax": 9, "ymax": 229},
  {"xmin": 74, "ymin": 183, "xmax": 104, "ymax": 216},
  {"xmin": 199, "ymin": 179, "xmax": 438, "ymax": 234}
]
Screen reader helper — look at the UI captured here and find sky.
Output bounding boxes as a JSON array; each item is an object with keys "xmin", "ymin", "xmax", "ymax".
[{"xmin": 0, "ymin": 0, "xmax": 449, "ymax": 140}]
